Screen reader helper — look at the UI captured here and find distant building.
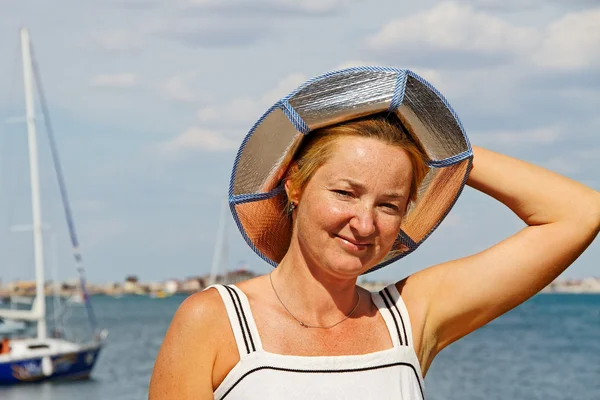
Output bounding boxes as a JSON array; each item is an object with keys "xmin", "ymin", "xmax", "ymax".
[
  {"xmin": 164, "ymin": 279, "xmax": 180, "ymax": 294},
  {"xmin": 102, "ymin": 282, "xmax": 123, "ymax": 297},
  {"xmin": 544, "ymin": 277, "xmax": 600, "ymax": 293},
  {"xmin": 8, "ymin": 281, "xmax": 37, "ymax": 296},
  {"xmin": 123, "ymin": 276, "xmax": 145, "ymax": 295},
  {"xmin": 225, "ymin": 269, "xmax": 256, "ymax": 284},
  {"xmin": 147, "ymin": 281, "xmax": 164, "ymax": 291},
  {"xmin": 181, "ymin": 277, "xmax": 205, "ymax": 293}
]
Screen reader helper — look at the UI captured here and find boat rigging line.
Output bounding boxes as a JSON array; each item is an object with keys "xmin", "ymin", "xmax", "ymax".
[{"xmin": 29, "ymin": 44, "xmax": 98, "ymax": 335}]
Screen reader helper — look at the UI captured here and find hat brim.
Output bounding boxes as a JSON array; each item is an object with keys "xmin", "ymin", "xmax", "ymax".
[{"xmin": 229, "ymin": 67, "xmax": 473, "ymax": 274}]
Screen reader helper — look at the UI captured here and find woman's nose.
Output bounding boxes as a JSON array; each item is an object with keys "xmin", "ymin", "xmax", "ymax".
[{"xmin": 349, "ymin": 204, "xmax": 376, "ymax": 237}]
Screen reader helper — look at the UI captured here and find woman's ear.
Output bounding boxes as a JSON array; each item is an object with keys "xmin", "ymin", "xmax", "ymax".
[{"xmin": 284, "ymin": 163, "xmax": 300, "ymax": 203}]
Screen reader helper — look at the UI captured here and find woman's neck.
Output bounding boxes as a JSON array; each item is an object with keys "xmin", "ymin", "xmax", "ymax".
[{"xmin": 272, "ymin": 248, "xmax": 360, "ymax": 327}]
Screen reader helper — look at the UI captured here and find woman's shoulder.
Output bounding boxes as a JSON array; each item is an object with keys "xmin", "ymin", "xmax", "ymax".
[
  {"xmin": 149, "ymin": 288, "xmax": 231, "ymax": 397},
  {"xmin": 174, "ymin": 277, "xmax": 266, "ymax": 330},
  {"xmin": 156, "ymin": 287, "xmax": 235, "ymax": 362},
  {"xmin": 174, "ymin": 287, "xmax": 229, "ymax": 330}
]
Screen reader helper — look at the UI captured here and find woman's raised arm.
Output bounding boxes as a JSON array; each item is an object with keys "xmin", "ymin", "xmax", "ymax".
[{"xmin": 400, "ymin": 146, "xmax": 600, "ymax": 370}]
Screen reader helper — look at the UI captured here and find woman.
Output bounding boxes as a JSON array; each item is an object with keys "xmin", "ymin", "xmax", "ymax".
[{"xmin": 149, "ymin": 68, "xmax": 599, "ymax": 399}]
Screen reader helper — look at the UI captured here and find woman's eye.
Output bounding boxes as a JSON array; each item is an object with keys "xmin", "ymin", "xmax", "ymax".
[
  {"xmin": 333, "ymin": 190, "xmax": 353, "ymax": 197},
  {"xmin": 382, "ymin": 203, "xmax": 400, "ymax": 211}
]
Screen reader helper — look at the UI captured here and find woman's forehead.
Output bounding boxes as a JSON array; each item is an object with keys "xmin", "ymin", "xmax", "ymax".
[
  {"xmin": 327, "ymin": 136, "xmax": 411, "ymax": 166},
  {"xmin": 316, "ymin": 137, "xmax": 413, "ymax": 189}
]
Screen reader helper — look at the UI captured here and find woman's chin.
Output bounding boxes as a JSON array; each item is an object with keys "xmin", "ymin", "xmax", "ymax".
[{"xmin": 320, "ymin": 255, "xmax": 376, "ymax": 279}]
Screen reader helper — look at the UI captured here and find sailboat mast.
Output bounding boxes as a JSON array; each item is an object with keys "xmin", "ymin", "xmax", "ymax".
[
  {"xmin": 208, "ymin": 199, "xmax": 228, "ymax": 286},
  {"xmin": 21, "ymin": 27, "xmax": 47, "ymax": 340}
]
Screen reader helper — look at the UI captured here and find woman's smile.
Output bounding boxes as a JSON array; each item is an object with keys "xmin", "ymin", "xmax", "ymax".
[{"xmin": 334, "ymin": 234, "xmax": 372, "ymax": 253}]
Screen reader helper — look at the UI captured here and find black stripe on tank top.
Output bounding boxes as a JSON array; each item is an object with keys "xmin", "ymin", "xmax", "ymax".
[
  {"xmin": 219, "ymin": 362, "xmax": 425, "ymax": 400},
  {"xmin": 227, "ymin": 285, "xmax": 256, "ymax": 352},
  {"xmin": 383, "ymin": 287, "xmax": 409, "ymax": 347},
  {"xmin": 224, "ymin": 285, "xmax": 250, "ymax": 355},
  {"xmin": 379, "ymin": 289, "xmax": 403, "ymax": 346}
]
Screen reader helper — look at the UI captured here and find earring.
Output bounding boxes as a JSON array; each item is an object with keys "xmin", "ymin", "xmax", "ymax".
[{"xmin": 288, "ymin": 201, "xmax": 296, "ymax": 214}]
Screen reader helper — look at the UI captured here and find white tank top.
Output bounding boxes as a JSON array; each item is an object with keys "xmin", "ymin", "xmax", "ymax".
[{"xmin": 208, "ymin": 283, "xmax": 425, "ymax": 400}]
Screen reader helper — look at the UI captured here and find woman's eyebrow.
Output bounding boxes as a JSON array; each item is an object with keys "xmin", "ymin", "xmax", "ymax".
[
  {"xmin": 381, "ymin": 192, "xmax": 406, "ymax": 200},
  {"xmin": 336, "ymin": 178, "xmax": 406, "ymax": 199}
]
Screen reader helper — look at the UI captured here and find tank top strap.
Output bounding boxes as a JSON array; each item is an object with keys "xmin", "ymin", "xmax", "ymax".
[
  {"xmin": 371, "ymin": 283, "xmax": 414, "ymax": 348},
  {"xmin": 205, "ymin": 284, "xmax": 263, "ymax": 358}
]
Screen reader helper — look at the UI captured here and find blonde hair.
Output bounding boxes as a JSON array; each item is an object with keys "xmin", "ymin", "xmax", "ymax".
[{"xmin": 286, "ymin": 113, "xmax": 429, "ymax": 210}]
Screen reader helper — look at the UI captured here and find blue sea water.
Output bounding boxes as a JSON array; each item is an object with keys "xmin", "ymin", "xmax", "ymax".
[{"xmin": 1, "ymin": 293, "xmax": 599, "ymax": 400}]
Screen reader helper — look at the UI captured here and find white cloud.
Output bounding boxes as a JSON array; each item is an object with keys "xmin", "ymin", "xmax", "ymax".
[
  {"xmin": 470, "ymin": 126, "xmax": 561, "ymax": 146},
  {"xmin": 263, "ymin": 73, "xmax": 307, "ymax": 104},
  {"xmin": 182, "ymin": 0, "xmax": 346, "ymax": 15},
  {"xmin": 275, "ymin": 0, "xmax": 345, "ymax": 14},
  {"xmin": 90, "ymin": 73, "xmax": 140, "ymax": 88},
  {"xmin": 196, "ymin": 106, "xmax": 221, "ymax": 121},
  {"xmin": 82, "ymin": 12, "xmax": 270, "ymax": 52},
  {"xmin": 196, "ymin": 96, "xmax": 262, "ymax": 124},
  {"xmin": 365, "ymin": 2, "xmax": 538, "ymax": 58},
  {"xmin": 157, "ymin": 127, "xmax": 238, "ymax": 155},
  {"xmin": 406, "ymin": 68, "xmax": 444, "ymax": 88},
  {"xmin": 533, "ymin": 9, "xmax": 600, "ymax": 69},
  {"xmin": 158, "ymin": 16, "xmax": 270, "ymax": 47},
  {"xmin": 162, "ymin": 74, "xmax": 197, "ymax": 102},
  {"xmin": 157, "ymin": 73, "xmax": 307, "ymax": 159},
  {"xmin": 456, "ymin": 0, "xmax": 598, "ymax": 11},
  {"xmin": 365, "ymin": 2, "xmax": 600, "ymax": 71},
  {"xmin": 84, "ymin": 30, "xmax": 147, "ymax": 53},
  {"xmin": 334, "ymin": 60, "xmax": 383, "ymax": 69},
  {"xmin": 196, "ymin": 73, "xmax": 306, "ymax": 125}
]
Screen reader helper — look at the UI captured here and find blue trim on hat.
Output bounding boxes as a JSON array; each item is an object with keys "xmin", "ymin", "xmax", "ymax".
[
  {"xmin": 389, "ymin": 71, "xmax": 407, "ymax": 112},
  {"xmin": 426, "ymin": 150, "xmax": 472, "ymax": 168},
  {"xmin": 281, "ymin": 100, "xmax": 310, "ymax": 135},
  {"xmin": 230, "ymin": 185, "xmax": 285, "ymax": 206},
  {"xmin": 398, "ymin": 230, "xmax": 417, "ymax": 249}
]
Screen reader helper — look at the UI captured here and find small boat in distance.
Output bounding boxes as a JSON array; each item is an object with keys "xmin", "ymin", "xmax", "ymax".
[
  {"xmin": 149, "ymin": 290, "xmax": 171, "ymax": 299},
  {"xmin": 0, "ymin": 28, "xmax": 107, "ymax": 384}
]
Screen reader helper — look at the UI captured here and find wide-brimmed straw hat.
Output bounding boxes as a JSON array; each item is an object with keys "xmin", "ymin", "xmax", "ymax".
[{"xmin": 229, "ymin": 66, "xmax": 473, "ymax": 274}]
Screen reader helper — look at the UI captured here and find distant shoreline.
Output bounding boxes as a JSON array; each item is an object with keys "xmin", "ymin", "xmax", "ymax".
[{"xmin": 1, "ymin": 271, "xmax": 599, "ymax": 298}]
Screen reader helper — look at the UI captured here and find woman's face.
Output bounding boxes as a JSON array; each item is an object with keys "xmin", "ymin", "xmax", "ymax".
[{"xmin": 291, "ymin": 136, "xmax": 414, "ymax": 279}]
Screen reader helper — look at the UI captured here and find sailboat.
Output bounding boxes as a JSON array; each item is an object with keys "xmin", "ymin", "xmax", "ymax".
[{"xmin": 0, "ymin": 28, "xmax": 107, "ymax": 384}]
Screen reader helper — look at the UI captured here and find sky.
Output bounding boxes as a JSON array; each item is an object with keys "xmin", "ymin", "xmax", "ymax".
[{"xmin": 0, "ymin": 0, "xmax": 598, "ymax": 284}]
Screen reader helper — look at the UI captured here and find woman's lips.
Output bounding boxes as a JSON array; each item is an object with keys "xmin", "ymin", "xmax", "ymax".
[{"xmin": 335, "ymin": 235, "xmax": 371, "ymax": 252}]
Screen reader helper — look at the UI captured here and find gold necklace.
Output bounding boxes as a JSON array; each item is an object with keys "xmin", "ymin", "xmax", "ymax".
[{"xmin": 269, "ymin": 271, "xmax": 360, "ymax": 329}]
